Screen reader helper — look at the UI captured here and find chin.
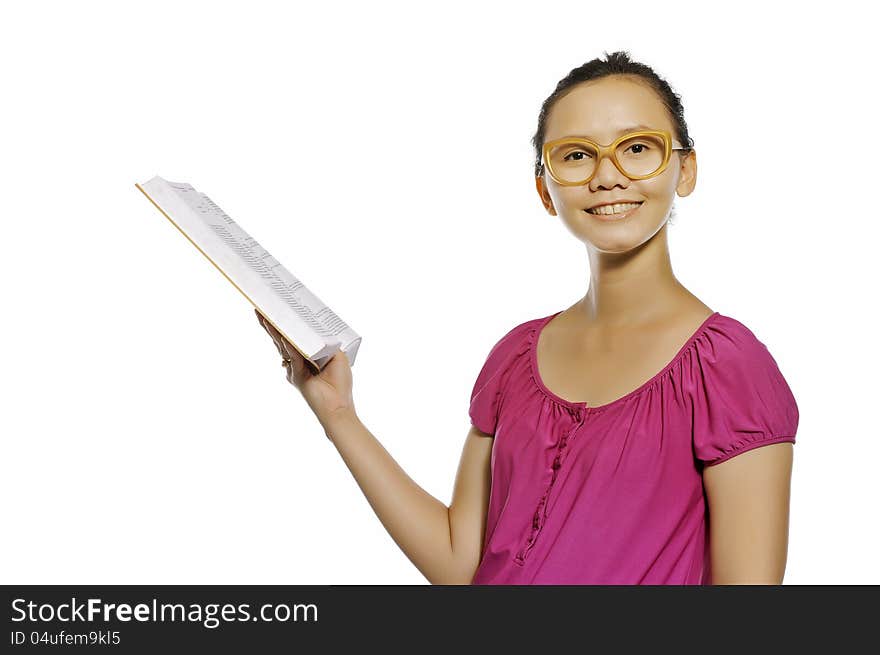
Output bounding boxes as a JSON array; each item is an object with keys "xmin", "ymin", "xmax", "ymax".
[
  {"xmin": 589, "ymin": 240, "xmax": 644, "ymax": 254},
  {"xmin": 578, "ymin": 221, "xmax": 667, "ymax": 253},
  {"xmin": 563, "ymin": 208, "xmax": 667, "ymax": 249}
]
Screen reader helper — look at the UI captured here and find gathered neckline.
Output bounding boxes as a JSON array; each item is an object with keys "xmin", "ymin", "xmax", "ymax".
[{"xmin": 528, "ymin": 310, "xmax": 722, "ymax": 413}]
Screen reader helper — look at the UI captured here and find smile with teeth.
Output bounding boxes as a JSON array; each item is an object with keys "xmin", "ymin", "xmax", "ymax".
[{"xmin": 586, "ymin": 202, "xmax": 643, "ymax": 216}]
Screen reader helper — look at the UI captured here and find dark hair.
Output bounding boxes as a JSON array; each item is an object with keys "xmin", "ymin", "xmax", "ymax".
[{"xmin": 531, "ymin": 50, "xmax": 695, "ymax": 179}]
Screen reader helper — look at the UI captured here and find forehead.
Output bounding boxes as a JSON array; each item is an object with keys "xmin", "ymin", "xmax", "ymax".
[{"xmin": 544, "ymin": 76, "xmax": 674, "ymax": 143}]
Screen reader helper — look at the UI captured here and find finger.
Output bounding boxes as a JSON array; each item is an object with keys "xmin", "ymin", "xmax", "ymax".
[
  {"xmin": 260, "ymin": 317, "xmax": 283, "ymax": 346},
  {"xmin": 270, "ymin": 337, "xmax": 286, "ymax": 359},
  {"xmin": 284, "ymin": 359, "xmax": 299, "ymax": 385},
  {"xmin": 262, "ymin": 319, "xmax": 299, "ymax": 363},
  {"xmin": 278, "ymin": 335, "xmax": 299, "ymax": 365},
  {"xmin": 255, "ymin": 308, "xmax": 273, "ymax": 330},
  {"xmin": 258, "ymin": 319, "xmax": 286, "ymax": 357},
  {"xmin": 280, "ymin": 345, "xmax": 306, "ymax": 385},
  {"xmin": 275, "ymin": 337, "xmax": 307, "ymax": 378}
]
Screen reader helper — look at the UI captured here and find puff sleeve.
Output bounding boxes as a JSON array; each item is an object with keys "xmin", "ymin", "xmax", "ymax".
[
  {"xmin": 468, "ymin": 323, "xmax": 528, "ymax": 435},
  {"xmin": 690, "ymin": 319, "xmax": 799, "ymax": 467}
]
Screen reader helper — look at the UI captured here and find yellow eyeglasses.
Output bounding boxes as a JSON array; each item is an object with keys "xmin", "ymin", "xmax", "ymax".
[{"xmin": 540, "ymin": 129, "xmax": 689, "ymax": 186}]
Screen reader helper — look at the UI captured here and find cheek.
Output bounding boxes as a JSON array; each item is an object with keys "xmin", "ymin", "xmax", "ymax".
[{"xmin": 636, "ymin": 175, "xmax": 675, "ymax": 199}]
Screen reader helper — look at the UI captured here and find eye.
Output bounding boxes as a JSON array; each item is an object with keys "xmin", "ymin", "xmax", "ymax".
[
  {"xmin": 627, "ymin": 142, "xmax": 651, "ymax": 155},
  {"xmin": 563, "ymin": 150, "xmax": 592, "ymax": 162}
]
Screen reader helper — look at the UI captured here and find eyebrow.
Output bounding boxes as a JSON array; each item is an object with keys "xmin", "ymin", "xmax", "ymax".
[{"xmin": 561, "ymin": 124, "xmax": 657, "ymax": 141}]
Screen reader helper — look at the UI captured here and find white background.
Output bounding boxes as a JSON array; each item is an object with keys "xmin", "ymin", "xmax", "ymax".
[{"xmin": 2, "ymin": 0, "xmax": 877, "ymax": 584}]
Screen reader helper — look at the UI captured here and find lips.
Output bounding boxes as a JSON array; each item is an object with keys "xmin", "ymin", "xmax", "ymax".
[
  {"xmin": 586, "ymin": 201, "xmax": 644, "ymax": 214},
  {"xmin": 583, "ymin": 202, "xmax": 643, "ymax": 221}
]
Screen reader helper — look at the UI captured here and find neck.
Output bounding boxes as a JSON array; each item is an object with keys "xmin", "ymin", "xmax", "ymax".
[{"xmin": 579, "ymin": 224, "xmax": 690, "ymax": 326}]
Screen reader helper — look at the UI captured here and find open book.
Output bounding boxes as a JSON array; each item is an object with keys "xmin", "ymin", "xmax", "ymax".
[{"xmin": 135, "ymin": 175, "xmax": 361, "ymax": 372}]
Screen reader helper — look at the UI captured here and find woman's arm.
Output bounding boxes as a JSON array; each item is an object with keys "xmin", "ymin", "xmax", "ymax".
[
  {"xmin": 254, "ymin": 310, "xmax": 492, "ymax": 584},
  {"xmin": 325, "ymin": 411, "xmax": 493, "ymax": 585},
  {"xmin": 702, "ymin": 442, "xmax": 794, "ymax": 584}
]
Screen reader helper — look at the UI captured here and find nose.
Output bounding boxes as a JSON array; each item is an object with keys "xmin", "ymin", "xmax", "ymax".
[{"xmin": 590, "ymin": 153, "xmax": 628, "ymax": 189}]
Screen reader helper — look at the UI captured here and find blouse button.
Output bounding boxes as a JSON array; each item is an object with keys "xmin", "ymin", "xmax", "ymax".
[{"xmin": 551, "ymin": 456, "xmax": 561, "ymax": 470}]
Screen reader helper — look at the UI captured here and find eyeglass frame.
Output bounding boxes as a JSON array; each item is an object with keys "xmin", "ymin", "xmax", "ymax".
[{"xmin": 539, "ymin": 129, "xmax": 690, "ymax": 186}]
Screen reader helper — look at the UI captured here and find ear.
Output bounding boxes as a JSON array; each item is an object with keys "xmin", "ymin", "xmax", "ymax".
[
  {"xmin": 675, "ymin": 149, "xmax": 697, "ymax": 198},
  {"xmin": 534, "ymin": 175, "xmax": 557, "ymax": 216}
]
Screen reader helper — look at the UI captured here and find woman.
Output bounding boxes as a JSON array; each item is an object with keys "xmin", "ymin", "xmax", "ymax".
[{"xmin": 255, "ymin": 51, "xmax": 799, "ymax": 585}]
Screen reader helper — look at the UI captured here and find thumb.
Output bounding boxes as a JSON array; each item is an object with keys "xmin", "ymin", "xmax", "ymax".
[{"xmin": 332, "ymin": 346, "xmax": 349, "ymax": 364}]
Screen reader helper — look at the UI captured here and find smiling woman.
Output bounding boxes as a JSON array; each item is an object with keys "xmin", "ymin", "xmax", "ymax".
[
  {"xmin": 460, "ymin": 50, "xmax": 798, "ymax": 585},
  {"xmin": 255, "ymin": 49, "xmax": 799, "ymax": 587}
]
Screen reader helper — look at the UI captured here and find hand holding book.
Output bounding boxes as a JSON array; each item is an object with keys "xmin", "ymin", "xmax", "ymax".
[{"xmin": 255, "ymin": 308, "xmax": 356, "ymax": 437}]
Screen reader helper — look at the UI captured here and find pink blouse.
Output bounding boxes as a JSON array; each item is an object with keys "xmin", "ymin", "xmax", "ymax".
[{"xmin": 468, "ymin": 310, "xmax": 799, "ymax": 585}]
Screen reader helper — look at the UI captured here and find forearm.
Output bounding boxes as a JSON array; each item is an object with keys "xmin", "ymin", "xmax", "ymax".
[{"xmin": 322, "ymin": 410, "xmax": 470, "ymax": 585}]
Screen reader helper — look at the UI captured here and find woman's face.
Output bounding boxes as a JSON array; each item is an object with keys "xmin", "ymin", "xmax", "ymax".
[{"xmin": 536, "ymin": 75, "xmax": 697, "ymax": 254}]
